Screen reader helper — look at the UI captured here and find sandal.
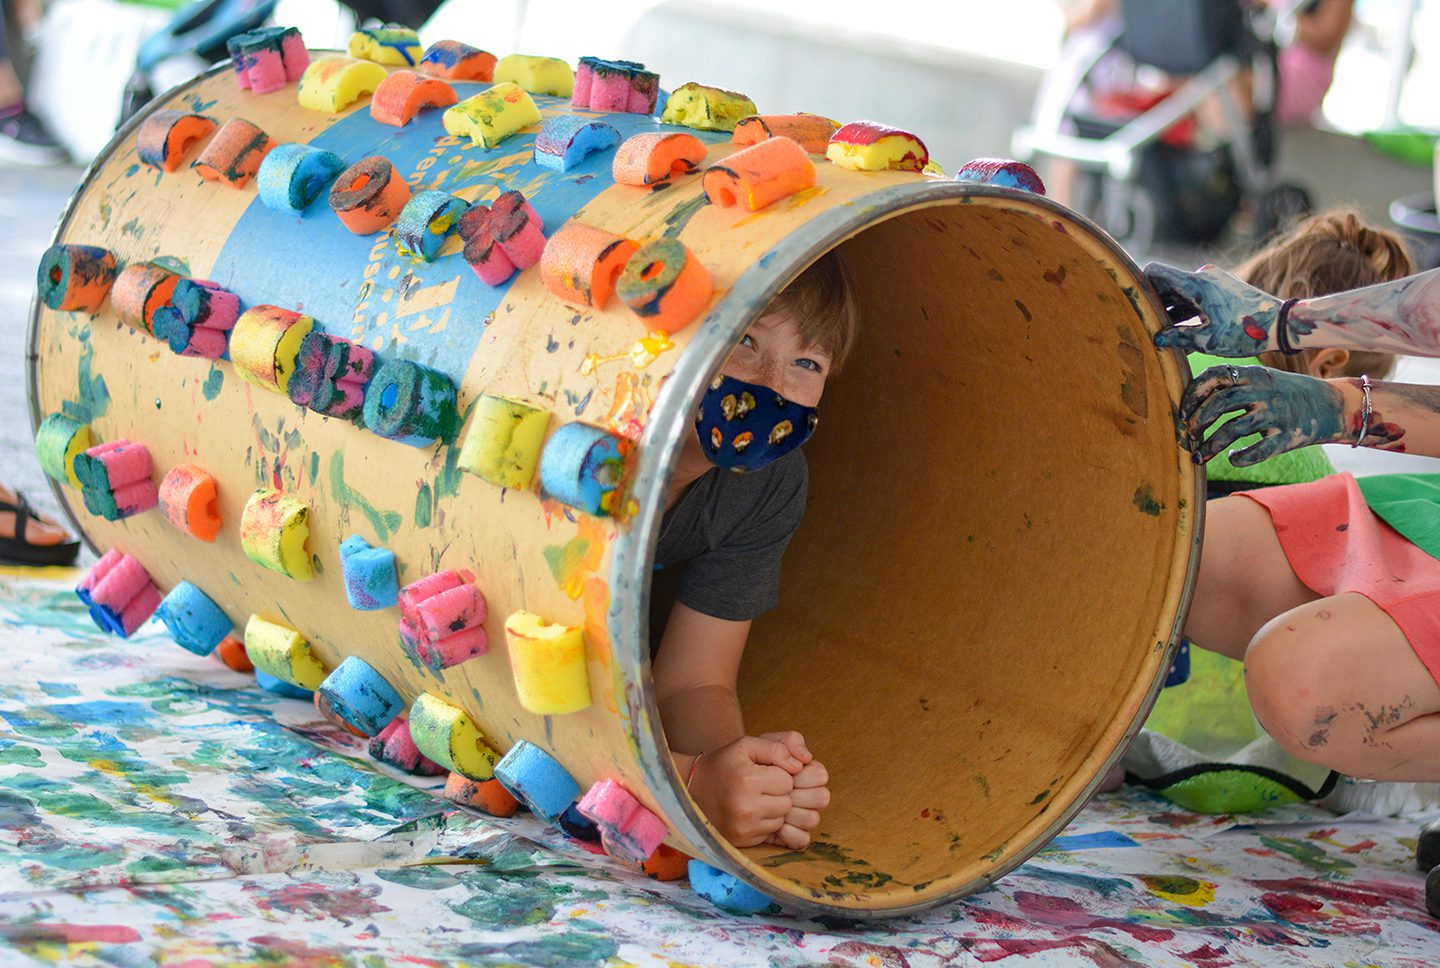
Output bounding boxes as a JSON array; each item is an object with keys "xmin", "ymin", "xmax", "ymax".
[{"xmin": 0, "ymin": 491, "xmax": 81, "ymax": 567}]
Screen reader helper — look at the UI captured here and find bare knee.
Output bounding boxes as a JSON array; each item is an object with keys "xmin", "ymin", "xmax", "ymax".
[{"xmin": 1245, "ymin": 623, "xmax": 1342, "ymax": 762}]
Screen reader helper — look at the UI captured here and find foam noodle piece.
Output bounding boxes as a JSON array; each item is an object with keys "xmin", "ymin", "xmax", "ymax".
[
  {"xmin": 298, "ymin": 56, "xmax": 388, "ymax": 113},
  {"xmin": 642, "ymin": 843, "xmax": 690, "ymax": 881},
  {"xmin": 254, "ymin": 669, "xmax": 314, "ymax": 700},
  {"xmin": 257, "ymin": 142, "xmax": 345, "ymax": 215},
  {"xmin": 688, "ymin": 861, "xmax": 775, "ymax": 914},
  {"xmin": 616, "ymin": 238, "xmax": 713, "ymax": 334},
  {"xmin": 494, "ymin": 740, "xmax": 581, "ymax": 825},
  {"xmin": 488, "ymin": 190, "xmax": 545, "ymax": 268},
  {"xmin": 732, "ymin": 114, "xmax": 838, "ymax": 154},
  {"xmin": 558, "ymin": 804, "xmax": 604, "ymax": 848},
  {"xmin": 826, "ymin": 120, "xmax": 930, "ymax": 173},
  {"xmin": 136, "ymin": 110, "xmax": 217, "ymax": 172},
  {"xmin": 419, "ymin": 40, "xmax": 496, "ymax": 81},
  {"xmin": 457, "ymin": 394, "xmax": 551, "ymax": 490},
  {"xmin": 534, "ymin": 115, "xmax": 620, "ymax": 172},
  {"xmin": 287, "ymin": 331, "xmax": 375, "ymax": 421},
  {"xmin": 539, "ymin": 223, "xmax": 637, "ymax": 310},
  {"xmin": 395, "ymin": 190, "xmax": 468, "ymax": 261},
  {"xmin": 314, "ymin": 690, "xmax": 365, "ymax": 737},
  {"xmin": 155, "ymin": 580, "xmax": 232, "ymax": 656},
  {"xmin": 151, "ymin": 279, "xmax": 241, "ymax": 359},
  {"xmin": 494, "ymin": 54, "xmax": 573, "ymax": 96},
  {"xmin": 457, "ymin": 206, "xmax": 512, "ymax": 285},
  {"xmin": 442, "ymin": 82, "xmax": 540, "ymax": 149},
  {"xmin": 192, "ymin": 117, "xmax": 273, "ymax": 189},
  {"xmin": 659, "ymin": 82, "xmax": 756, "ymax": 132},
  {"xmin": 111, "ymin": 261, "xmax": 179, "ymax": 335},
  {"xmin": 409, "ymin": 693, "xmax": 501, "ymax": 780},
  {"xmin": 955, "ymin": 157, "xmax": 1047, "ymax": 195},
  {"xmin": 361, "ymin": 358, "xmax": 459, "ymax": 447},
  {"xmin": 371, "ymin": 70, "xmax": 458, "ymax": 127},
  {"xmin": 329, "ymin": 155, "xmax": 411, "ymax": 235},
  {"xmin": 34, "ymin": 413, "xmax": 91, "ymax": 489},
  {"xmin": 339, "ymin": 535, "xmax": 398, "ymax": 610},
  {"xmin": 442, "ymin": 772, "xmax": 520, "ymax": 817},
  {"xmin": 577, "ymin": 779, "xmax": 668, "ymax": 865},
  {"xmin": 240, "ymin": 488, "xmax": 314, "ymax": 580},
  {"xmin": 504, "ymin": 610, "xmax": 590, "ymax": 715},
  {"xmin": 368, "ymin": 716, "xmax": 447, "ymax": 776},
  {"xmin": 74, "ymin": 440, "xmax": 157, "ymax": 520},
  {"xmin": 244, "ymin": 614, "xmax": 325, "ymax": 689},
  {"xmin": 538, "ymin": 422, "xmax": 626, "ymax": 517},
  {"xmin": 227, "ymin": 26, "xmax": 308, "ymax": 93},
  {"xmin": 317, "ymin": 656, "xmax": 405, "ymax": 736},
  {"xmin": 158, "ymin": 464, "xmax": 222, "ymax": 542},
  {"xmin": 703, "ymin": 136, "xmax": 816, "ymax": 211},
  {"xmin": 75, "ymin": 549, "xmax": 162, "ymax": 637},
  {"xmin": 612, "ymin": 132, "xmax": 706, "ymax": 187},
  {"xmin": 348, "ymin": 23, "xmax": 423, "ymax": 66},
  {"xmin": 397, "ymin": 569, "xmax": 488, "ymax": 670},
  {"xmin": 215, "ymin": 634, "xmax": 253, "ymax": 672},
  {"xmin": 573, "ymin": 57, "xmax": 660, "ymax": 114},
  {"xmin": 230, "ymin": 305, "xmax": 313, "ymax": 394},
  {"xmin": 37, "ymin": 243, "xmax": 117, "ymax": 314}
]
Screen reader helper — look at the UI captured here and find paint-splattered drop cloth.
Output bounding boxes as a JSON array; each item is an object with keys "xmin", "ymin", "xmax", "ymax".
[{"xmin": 1240, "ymin": 472, "xmax": 1440, "ymax": 685}]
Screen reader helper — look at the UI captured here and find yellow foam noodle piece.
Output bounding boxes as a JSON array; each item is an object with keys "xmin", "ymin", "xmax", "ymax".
[
  {"xmin": 505, "ymin": 610, "xmax": 590, "ymax": 715},
  {"xmin": 298, "ymin": 56, "xmax": 389, "ymax": 113},
  {"xmin": 825, "ymin": 129, "xmax": 930, "ymax": 172},
  {"xmin": 240, "ymin": 488, "xmax": 315, "ymax": 580},
  {"xmin": 230, "ymin": 306, "xmax": 314, "ymax": 394},
  {"xmin": 659, "ymin": 82, "xmax": 757, "ymax": 133},
  {"xmin": 458, "ymin": 395, "xmax": 552, "ymax": 490},
  {"xmin": 493, "ymin": 54, "xmax": 574, "ymax": 97},
  {"xmin": 408, "ymin": 692, "xmax": 501, "ymax": 779},
  {"xmin": 244, "ymin": 615, "xmax": 326, "ymax": 689},
  {"xmin": 347, "ymin": 26, "xmax": 423, "ymax": 66},
  {"xmin": 442, "ymin": 82, "xmax": 541, "ymax": 149}
]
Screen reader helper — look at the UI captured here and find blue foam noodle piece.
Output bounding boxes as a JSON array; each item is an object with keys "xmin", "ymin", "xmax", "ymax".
[
  {"xmin": 254, "ymin": 668, "xmax": 315, "ymax": 700},
  {"xmin": 154, "ymin": 581, "xmax": 233, "ymax": 656},
  {"xmin": 395, "ymin": 190, "xmax": 469, "ymax": 261},
  {"xmin": 538, "ymin": 422, "xmax": 626, "ymax": 517},
  {"xmin": 687, "ymin": 861, "xmax": 776, "ymax": 914},
  {"xmin": 257, "ymin": 143, "xmax": 347, "ymax": 216},
  {"xmin": 339, "ymin": 534, "xmax": 399, "ymax": 610},
  {"xmin": 493, "ymin": 739, "xmax": 580, "ymax": 825},
  {"xmin": 533, "ymin": 116, "xmax": 621, "ymax": 173},
  {"xmin": 317, "ymin": 655, "xmax": 405, "ymax": 736},
  {"xmin": 361, "ymin": 358, "xmax": 459, "ymax": 447}
]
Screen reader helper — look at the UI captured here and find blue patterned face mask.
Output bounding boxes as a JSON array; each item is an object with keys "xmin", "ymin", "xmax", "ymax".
[{"xmin": 694, "ymin": 374, "xmax": 818, "ymax": 472}]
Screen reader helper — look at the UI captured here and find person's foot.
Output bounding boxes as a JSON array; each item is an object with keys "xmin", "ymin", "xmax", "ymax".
[
  {"xmin": 0, "ymin": 484, "xmax": 70, "ymax": 547},
  {"xmin": 0, "ymin": 103, "xmax": 68, "ymax": 166}
]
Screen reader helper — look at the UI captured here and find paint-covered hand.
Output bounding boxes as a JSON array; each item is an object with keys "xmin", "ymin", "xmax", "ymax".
[
  {"xmin": 765, "ymin": 756, "xmax": 831, "ymax": 851},
  {"xmin": 1145, "ymin": 263, "xmax": 1295, "ymax": 357},
  {"xmin": 1178, "ymin": 364, "xmax": 1349, "ymax": 465},
  {"xmin": 687, "ymin": 735, "xmax": 801, "ymax": 848}
]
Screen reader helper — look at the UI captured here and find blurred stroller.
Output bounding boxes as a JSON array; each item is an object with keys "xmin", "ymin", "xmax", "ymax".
[{"xmin": 1013, "ymin": 0, "xmax": 1313, "ymax": 254}]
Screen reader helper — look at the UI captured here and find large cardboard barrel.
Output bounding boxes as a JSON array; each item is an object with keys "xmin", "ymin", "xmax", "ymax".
[{"xmin": 27, "ymin": 56, "xmax": 1200, "ymax": 916}]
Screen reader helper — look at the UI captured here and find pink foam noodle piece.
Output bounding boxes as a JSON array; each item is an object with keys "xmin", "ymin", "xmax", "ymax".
[
  {"xmin": 401, "ymin": 618, "xmax": 489, "ymax": 670},
  {"xmin": 94, "ymin": 441, "xmax": 153, "ymax": 486},
  {"xmin": 397, "ymin": 569, "xmax": 489, "ymax": 670},
  {"xmin": 368, "ymin": 716, "xmax": 447, "ymax": 776},
  {"xmin": 247, "ymin": 48, "xmax": 286, "ymax": 92},
  {"xmin": 281, "ymin": 32, "xmax": 310, "ymax": 81},
  {"xmin": 489, "ymin": 190, "xmax": 545, "ymax": 269},
  {"xmin": 75, "ymin": 550, "xmax": 160, "ymax": 638},
  {"xmin": 458, "ymin": 207, "xmax": 517, "ymax": 286},
  {"xmin": 184, "ymin": 326, "xmax": 229, "ymax": 360},
  {"xmin": 118, "ymin": 583, "xmax": 164, "ymax": 637},
  {"xmin": 398, "ymin": 568, "xmax": 469, "ymax": 608},
  {"xmin": 91, "ymin": 551, "xmax": 152, "ymax": 607},
  {"xmin": 111, "ymin": 479, "xmax": 160, "ymax": 517},
  {"xmin": 414, "ymin": 584, "xmax": 487, "ymax": 642},
  {"xmin": 77, "ymin": 548, "xmax": 123, "ymax": 595},
  {"xmin": 577, "ymin": 779, "xmax": 668, "ymax": 865},
  {"xmin": 572, "ymin": 57, "xmax": 659, "ymax": 114}
]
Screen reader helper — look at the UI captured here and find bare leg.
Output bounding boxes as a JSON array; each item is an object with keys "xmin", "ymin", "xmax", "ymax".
[
  {"xmin": 1184, "ymin": 495, "xmax": 1319, "ymax": 660},
  {"xmin": 1245, "ymin": 593, "xmax": 1440, "ymax": 781}
]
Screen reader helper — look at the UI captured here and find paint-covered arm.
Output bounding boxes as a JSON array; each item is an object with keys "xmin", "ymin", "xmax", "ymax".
[
  {"xmin": 1146, "ymin": 262, "xmax": 1440, "ymax": 357},
  {"xmin": 1178, "ymin": 364, "xmax": 1440, "ymax": 464}
]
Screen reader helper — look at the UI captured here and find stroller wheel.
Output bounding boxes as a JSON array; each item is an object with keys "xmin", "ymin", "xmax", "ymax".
[
  {"xmin": 1097, "ymin": 180, "xmax": 1157, "ymax": 255},
  {"xmin": 1254, "ymin": 183, "xmax": 1312, "ymax": 241}
]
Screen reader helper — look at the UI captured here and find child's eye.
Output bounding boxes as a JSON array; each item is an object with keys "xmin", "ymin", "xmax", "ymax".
[
  {"xmin": 738, "ymin": 334, "xmax": 756, "ymax": 350},
  {"xmin": 795, "ymin": 357, "xmax": 823, "ymax": 373}
]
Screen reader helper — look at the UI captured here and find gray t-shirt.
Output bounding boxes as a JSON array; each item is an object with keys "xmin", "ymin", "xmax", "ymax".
[{"xmin": 651, "ymin": 450, "xmax": 809, "ymax": 626}]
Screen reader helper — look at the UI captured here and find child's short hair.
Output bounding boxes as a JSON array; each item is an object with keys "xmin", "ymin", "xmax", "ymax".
[
  {"xmin": 1242, "ymin": 209, "xmax": 1413, "ymax": 380},
  {"xmin": 766, "ymin": 250, "xmax": 860, "ymax": 374}
]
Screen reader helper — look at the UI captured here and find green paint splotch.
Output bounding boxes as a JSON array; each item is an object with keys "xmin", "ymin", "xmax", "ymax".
[
  {"xmin": 61, "ymin": 333, "xmax": 109, "ymax": 423},
  {"xmin": 330, "ymin": 451, "xmax": 403, "ymax": 541},
  {"xmin": 201, "ymin": 365, "xmax": 224, "ymax": 401},
  {"xmin": 415, "ymin": 482, "xmax": 433, "ymax": 528},
  {"xmin": 1133, "ymin": 484, "xmax": 1164, "ymax": 516}
]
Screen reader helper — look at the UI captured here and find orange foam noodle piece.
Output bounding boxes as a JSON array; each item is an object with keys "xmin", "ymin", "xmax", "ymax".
[
  {"xmin": 826, "ymin": 120, "xmax": 930, "ymax": 172},
  {"xmin": 111, "ymin": 261, "xmax": 179, "ymax": 335},
  {"xmin": 418, "ymin": 40, "xmax": 496, "ymax": 81},
  {"xmin": 612, "ymin": 132, "xmax": 707, "ymax": 187},
  {"xmin": 158, "ymin": 464, "xmax": 221, "ymax": 542},
  {"xmin": 136, "ymin": 109, "xmax": 217, "ymax": 172},
  {"xmin": 732, "ymin": 114, "xmax": 838, "ymax": 154},
  {"xmin": 370, "ymin": 70, "xmax": 459, "ymax": 127},
  {"xmin": 615, "ymin": 238, "xmax": 713, "ymax": 335},
  {"xmin": 703, "ymin": 136, "xmax": 816, "ymax": 211},
  {"xmin": 215, "ymin": 634, "xmax": 253, "ymax": 673},
  {"xmin": 192, "ymin": 117, "xmax": 273, "ymax": 188},
  {"xmin": 442, "ymin": 772, "xmax": 520, "ymax": 817},
  {"xmin": 329, "ymin": 156, "xmax": 412, "ymax": 235},
  {"xmin": 540, "ymin": 223, "xmax": 638, "ymax": 309},
  {"xmin": 641, "ymin": 843, "xmax": 690, "ymax": 881}
]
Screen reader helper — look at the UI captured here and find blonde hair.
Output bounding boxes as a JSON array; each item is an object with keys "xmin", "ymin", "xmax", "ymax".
[
  {"xmin": 1240, "ymin": 209, "xmax": 1413, "ymax": 380},
  {"xmin": 766, "ymin": 250, "xmax": 860, "ymax": 374}
]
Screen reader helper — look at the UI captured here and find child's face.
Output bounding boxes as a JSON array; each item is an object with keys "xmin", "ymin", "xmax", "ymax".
[{"xmin": 721, "ymin": 309, "xmax": 832, "ymax": 408}]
